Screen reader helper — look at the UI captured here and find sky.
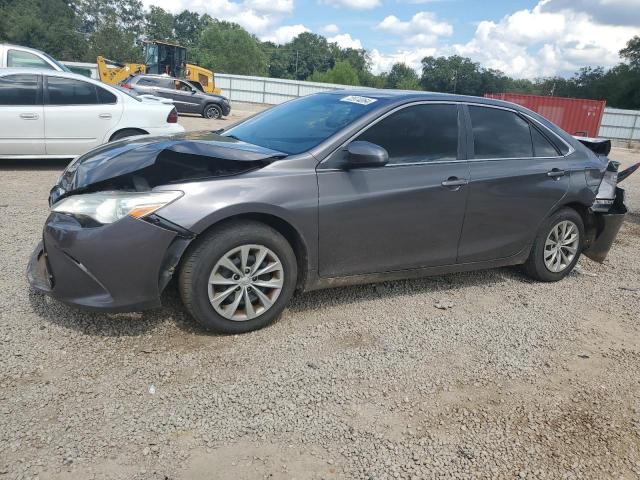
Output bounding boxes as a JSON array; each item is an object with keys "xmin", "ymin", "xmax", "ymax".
[{"xmin": 141, "ymin": 0, "xmax": 640, "ymax": 78}]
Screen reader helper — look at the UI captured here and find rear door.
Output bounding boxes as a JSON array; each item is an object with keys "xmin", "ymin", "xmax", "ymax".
[
  {"xmin": 44, "ymin": 76, "xmax": 122, "ymax": 155},
  {"xmin": 318, "ymin": 102, "xmax": 469, "ymax": 277},
  {"xmin": 0, "ymin": 73, "xmax": 45, "ymax": 156},
  {"xmin": 457, "ymin": 104, "xmax": 571, "ymax": 263}
]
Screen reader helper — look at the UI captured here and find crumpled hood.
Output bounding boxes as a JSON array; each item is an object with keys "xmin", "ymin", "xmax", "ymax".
[{"xmin": 51, "ymin": 131, "xmax": 285, "ymax": 204}]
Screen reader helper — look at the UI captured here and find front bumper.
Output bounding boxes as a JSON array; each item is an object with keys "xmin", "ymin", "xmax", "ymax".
[{"xmin": 27, "ymin": 212, "xmax": 191, "ymax": 312}]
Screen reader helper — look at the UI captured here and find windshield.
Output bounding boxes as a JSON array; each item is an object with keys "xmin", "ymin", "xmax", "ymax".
[
  {"xmin": 43, "ymin": 52, "xmax": 71, "ymax": 72},
  {"xmin": 223, "ymin": 93, "xmax": 383, "ymax": 154}
]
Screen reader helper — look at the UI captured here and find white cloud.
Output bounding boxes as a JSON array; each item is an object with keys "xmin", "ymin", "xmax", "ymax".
[
  {"xmin": 322, "ymin": 0, "xmax": 381, "ymax": 10},
  {"xmin": 244, "ymin": 0, "xmax": 294, "ymax": 13},
  {"xmin": 447, "ymin": 0, "xmax": 638, "ymax": 78},
  {"xmin": 328, "ymin": 33, "xmax": 363, "ymax": 49},
  {"xmin": 377, "ymin": 12, "xmax": 453, "ymax": 46},
  {"xmin": 141, "ymin": 0, "xmax": 296, "ymax": 39},
  {"xmin": 262, "ymin": 24, "xmax": 310, "ymax": 44},
  {"xmin": 322, "ymin": 24, "xmax": 340, "ymax": 34},
  {"xmin": 369, "ymin": 48, "xmax": 436, "ymax": 74}
]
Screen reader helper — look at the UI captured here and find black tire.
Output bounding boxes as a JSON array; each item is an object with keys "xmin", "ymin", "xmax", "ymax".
[
  {"xmin": 524, "ymin": 207, "xmax": 585, "ymax": 282},
  {"xmin": 179, "ymin": 220, "xmax": 298, "ymax": 333},
  {"xmin": 203, "ymin": 104, "xmax": 222, "ymax": 119},
  {"xmin": 109, "ymin": 128, "xmax": 145, "ymax": 141}
]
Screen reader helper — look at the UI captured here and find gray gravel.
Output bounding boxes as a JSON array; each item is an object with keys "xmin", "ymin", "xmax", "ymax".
[{"xmin": 1, "ymin": 117, "xmax": 639, "ymax": 479}]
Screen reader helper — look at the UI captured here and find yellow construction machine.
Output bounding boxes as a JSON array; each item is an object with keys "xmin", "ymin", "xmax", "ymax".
[{"xmin": 97, "ymin": 40, "xmax": 221, "ymax": 94}]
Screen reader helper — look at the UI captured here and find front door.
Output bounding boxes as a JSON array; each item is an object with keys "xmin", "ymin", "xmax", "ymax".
[
  {"xmin": 169, "ymin": 80, "xmax": 200, "ymax": 114},
  {"xmin": 457, "ymin": 105, "xmax": 571, "ymax": 263},
  {"xmin": 0, "ymin": 73, "xmax": 45, "ymax": 156},
  {"xmin": 318, "ymin": 103, "xmax": 470, "ymax": 277}
]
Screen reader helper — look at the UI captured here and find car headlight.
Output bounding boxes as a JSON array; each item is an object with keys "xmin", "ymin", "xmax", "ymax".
[{"xmin": 51, "ymin": 191, "xmax": 183, "ymax": 224}]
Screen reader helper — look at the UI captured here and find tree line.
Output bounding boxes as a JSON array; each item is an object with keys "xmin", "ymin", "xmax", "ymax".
[{"xmin": 1, "ymin": 0, "xmax": 639, "ymax": 109}]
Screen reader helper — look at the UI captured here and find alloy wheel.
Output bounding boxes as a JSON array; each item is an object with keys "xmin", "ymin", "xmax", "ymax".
[
  {"xmin": 208, "ymin": 244, "xmax": 284, "ymax": 321},
  {"xmin": 205, "ymin": 106, "xmax": 220, "ymax": 119},
  {"xmin": 543, "ymin": 220, "xmax": 579, "ymax": 273}
]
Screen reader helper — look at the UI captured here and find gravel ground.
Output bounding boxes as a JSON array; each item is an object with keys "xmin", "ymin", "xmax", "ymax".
[{"xmin": 1, "ymin": 109, "xmax": 639, "ymax": 479}]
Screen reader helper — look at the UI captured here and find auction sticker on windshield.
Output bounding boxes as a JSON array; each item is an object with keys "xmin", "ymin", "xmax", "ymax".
[{"xmin": 340, "ymin": 95, "xmax": 377, "ymax": 105}]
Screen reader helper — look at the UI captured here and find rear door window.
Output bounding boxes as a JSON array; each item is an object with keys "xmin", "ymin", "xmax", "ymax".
[
  {"xmin": 356, "ymin": 103, "xmax": 459, "ymax": 164},
  {"xmin": 47, "ymin": 77, "xmax": 98, "ymax": 105},
  {"xmin": 7, "ymin": 49, "xmax": 53, "ymax": 69},
  {"xmin": 0, "ymin": 74, "xmax": 39, "ymax": 105},
  {"xmin": 469, "ymin": 106, "xmax": 533, "ymax": 159}
]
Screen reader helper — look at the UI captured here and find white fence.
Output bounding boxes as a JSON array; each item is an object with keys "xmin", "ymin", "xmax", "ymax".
[
  {"xmin": 599, "ymin": 107, "xmax": 640, "ymax": 146},
  {"xmin": 215, "ymin": 73, "xmax": 357, "ymax": 104}
]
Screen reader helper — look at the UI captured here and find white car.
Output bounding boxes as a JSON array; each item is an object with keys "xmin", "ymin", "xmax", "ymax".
[{"xmin": 0, "ymin": 69, "xmax": 185, "ymax": 159}]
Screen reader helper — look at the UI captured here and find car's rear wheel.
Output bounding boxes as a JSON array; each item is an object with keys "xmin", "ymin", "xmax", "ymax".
[
  {"xmin": 524, "ymin": 207, "xmax": 584, "ymax": 282},
  {"xmin": 109, "ymin": 128, "xmax": 145, "ymax": 141},
  {"xmin": 179, "ymin": 221, "xmax": 297, "ymax": 333},
  {"xmin": 203, "ymin": 104, "xmax": 222, "ymax": 119}
]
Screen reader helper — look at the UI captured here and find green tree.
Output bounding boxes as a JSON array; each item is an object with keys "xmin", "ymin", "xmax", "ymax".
[
  {"xmin": 284, "ymin": 33, "xmax": 334, "ymax": 80},
  {"xmin": 620, "ymin": 35, "xmax": 640, "ymax": 69},
  {"xmin": 0, "ymin": 0, "xmax": 86, "ymax": 60},
  {"xmin": 386, "ymin": 63, "xmax": 420, "ymax": 90},
  {"xmin": 421, "ymin": 55, "xmax": 484, "ymax": 95},
  {"xmin": 86, "ymin": 23, "xmax": 142, "ymax": 62},
  {"xmin": 193, "ymin": 20, "xmax": 267, "ymax": 75},
  {"xmin": 76, "ymin": 0, "xmax": 144, "ymax": 37},
  {"xmin": 174, "ymin": 10, "xmax": 206, "ymax": 46},
  {"xmin": 145, "ymin": 6, "xmax": 174, "ymax": 42},
  {"xmin": 75, "ymin": 0, "xmax": 145, "ymax": 62},
  {"xmin": 307, "ymin": 60, "xmax": 360, "ymax": 85}
]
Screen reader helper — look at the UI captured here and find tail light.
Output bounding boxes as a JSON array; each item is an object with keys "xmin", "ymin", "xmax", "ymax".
[
  {"xmin": 121, "ymin": 83, "xmax": 132, "ymax": 89},
  {"xmin": 167, "ymin": 108, "xmax": 178, "ymax": 124}
]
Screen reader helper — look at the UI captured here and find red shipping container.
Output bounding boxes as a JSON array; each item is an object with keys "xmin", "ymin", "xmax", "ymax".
[{"xmin": 484, "ymin": 93, "xmax": 606, "ymax": 138}]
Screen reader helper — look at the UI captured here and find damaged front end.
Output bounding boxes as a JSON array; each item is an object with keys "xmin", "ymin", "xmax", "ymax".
[
  {"xmin": 50, "ymin": 131, "xmax": 286, "ymax": 204},
  {"xmin": 578, "ymin": 137, "xmax": 638, "ymax": 263},
  {"xmin": 28, "ymin": 131, "xmax": 286, "ymax": 312}
]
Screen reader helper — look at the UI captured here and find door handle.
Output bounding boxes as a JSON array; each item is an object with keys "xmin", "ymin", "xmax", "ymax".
[
  {"xmin": 547, "ymin": 168, "xmax": 566, "ymax": 178},
  {"xmin": 19, "ymin": 113, "xmax": 39, "ymax": 120},
  {"xmin": 441, "ymin": 177, "xmax": 469, "ymax": 188},
  {"xmin": 98, "ymin": 113, "xmax": 112, "ymax": 119}
]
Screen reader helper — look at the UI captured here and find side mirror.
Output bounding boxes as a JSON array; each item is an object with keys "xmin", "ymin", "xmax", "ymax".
[
  {"xmin": 191, "ymin": 89, "xmax": 197, "ymax": 94},
  {"xmin": 345, "ymin": 141, "xmax": 389, "ymax": 169}
]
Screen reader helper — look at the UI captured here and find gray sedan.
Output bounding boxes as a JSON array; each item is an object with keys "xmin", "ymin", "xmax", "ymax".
[
  {"xmin": 28, "ymin": 90, "xmax": 634, "ymax": 333},
  {"xmin": 121, "ymin": 74, "xmax": 231, "ymax": 119}
]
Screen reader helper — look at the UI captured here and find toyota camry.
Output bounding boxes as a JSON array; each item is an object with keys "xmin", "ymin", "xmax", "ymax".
[{"xmin": 27, "ymin": 90, "xmax": 635, "ymax": 333}]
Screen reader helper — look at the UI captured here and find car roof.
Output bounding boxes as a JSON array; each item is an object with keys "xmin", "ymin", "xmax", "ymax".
[
  {"xmin": 133, "ymin": 74, "xmax": 179, "ymax": 81},
  {"xmin": 0, "ymin": 67, "xmax": 128, "ymax": 95},
  {"xmin": 0, "ymin": 67, "xmax": 92, "ymax": 80},
  {"xmin": 321, "ymin": 88, "xmax": 524, "ymax": 110},
  {"xmin": 0, "ymin": 43, "xmax": 48, "ymax": 55}
]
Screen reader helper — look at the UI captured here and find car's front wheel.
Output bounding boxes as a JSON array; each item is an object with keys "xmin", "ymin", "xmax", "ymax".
[
  {"xmin": 179, "ymin": 221, "xmax": 297, "ymax": 333},
  {"xmin": 203, "ymin": 104, "xmax": 222, "ymax": 119},
  {"xmin": 524, "ymin": 207, "xmax": 584, "ymax": 282}
]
